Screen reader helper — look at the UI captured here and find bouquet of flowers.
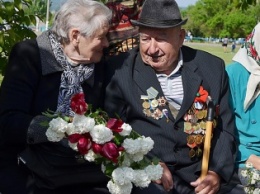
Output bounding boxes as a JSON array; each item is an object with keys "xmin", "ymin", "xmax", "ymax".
[
  {"xmin": 44, "ymin": 93, "xmax": 163, "ymax": 194},
  {"xmin": 240, "ymin": 162, "xmax": 260, "ymax": 194}
]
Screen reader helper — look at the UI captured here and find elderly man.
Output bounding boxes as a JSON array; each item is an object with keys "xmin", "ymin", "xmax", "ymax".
[{"xmin": 105, "ymin": 0, "xmax": 245, "ymax": 193}]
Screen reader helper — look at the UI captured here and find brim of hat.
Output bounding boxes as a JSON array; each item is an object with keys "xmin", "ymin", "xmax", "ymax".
[{"xmin": 130, "ymin": 18, "xmax": 188, "ymax": 28}]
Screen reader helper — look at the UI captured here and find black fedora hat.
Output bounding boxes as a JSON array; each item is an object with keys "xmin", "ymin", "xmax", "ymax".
[{"xmin": 131, "ymin": 0, "xmax": 187, "ymax": 28}]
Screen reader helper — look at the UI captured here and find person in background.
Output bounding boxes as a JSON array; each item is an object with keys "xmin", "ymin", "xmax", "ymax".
[
  {"xmin": 231, "ymin": 41, "xmax": 236, "ymax": 53},
  {"xmin": 104, "ymin": 0, "xmax": 245, "ymax": 193},
  {"xmin": 226, "ymin": 23, "xmax": 260, "ymax": 194},
  {"xmin": 0, "ymin": 0, "xmax": 112, "ymax": 193},
  {"xmin": 222, "ymin": 36, "xmax": 229, "ymax": 53}
]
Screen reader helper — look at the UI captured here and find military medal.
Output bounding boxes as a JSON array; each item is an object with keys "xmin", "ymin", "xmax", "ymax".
[
  {"xmin": 183, "ymin": 86, "xmax": 218, "ymax": 158},
  {"xmin": 142, "ymin": 101, "xmax": 150, "ymax": 109},
  {"xmin": 141, "ymin": 87, "xmax": 169, "ymax": 122}
]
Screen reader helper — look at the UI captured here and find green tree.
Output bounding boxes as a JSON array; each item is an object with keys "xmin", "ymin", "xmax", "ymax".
[
  {"xmin": 24, "ymin": 0, "xmax": 53, "ymax": 32},
  {"xmin": 182, "ymin": 0, "xmax": 259, "ymax": 39},
  {"xmin": 231, "ymin": 0, "xmax": 258, "ymax": 10},
  {"xmin": 0, "ymin": 0, "xmax": 37, "ymax": 75}
]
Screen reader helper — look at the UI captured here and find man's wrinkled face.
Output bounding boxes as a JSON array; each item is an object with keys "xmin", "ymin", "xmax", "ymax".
[{"xmin": 139, "ymin": 26, "xmax": 185, "ymax": 75}]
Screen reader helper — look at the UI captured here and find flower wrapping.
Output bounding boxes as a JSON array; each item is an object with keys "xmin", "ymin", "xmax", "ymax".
[{"xmin": 44, "ymin": 93, "xmax": 163, "ymax": 194}]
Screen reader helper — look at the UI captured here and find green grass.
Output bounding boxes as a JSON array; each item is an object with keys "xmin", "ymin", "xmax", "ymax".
[{"xmin": 184, "ymin": 42, "xmax": 239, "ymax": 66}]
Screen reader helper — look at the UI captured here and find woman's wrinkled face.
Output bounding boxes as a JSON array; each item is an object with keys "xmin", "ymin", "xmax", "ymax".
[
  {"xmin": 139, "ymin": 27, "xmax": 185, "ymax": 75},
  {"xmin": 78, "ymin": 24, "xmax": 110, "ymax": 63}
]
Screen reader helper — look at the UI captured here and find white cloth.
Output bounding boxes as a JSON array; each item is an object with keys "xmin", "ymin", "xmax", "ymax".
[{"xmin": 232, "ymin": 22, "xmax": 260, "ymax": 111}]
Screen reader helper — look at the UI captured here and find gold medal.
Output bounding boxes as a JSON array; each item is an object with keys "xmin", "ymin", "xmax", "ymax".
[
  {"xmin": 196, "ymin": 147, "xmax": 203, "ymax": 157},
  {"xmin": 142, "ymin": 101, "xmax": 150, "ymax": 109},
  {"xmin": 199, "ymin": 121, "xmax": 206, "ymax": 129},
  {"xmin": 151, "ymin": 99, "xmax": 159, "ymax": 108},
  {"xmin": 195, "ymin": 134, "xmax": 203, "ymax": 145},
  {"xmin": 196, "ymin": 111, "xmax": 204, "ymax": 119},
  {"xmin": 187, "ymin": 135, "xmax": 195, "ymax": 144},
  {"xmin": 143, "ymin": 109, "xmax": 152, "ymax": 117},
  {"xmin": 184, "ymin": 122, "xmax": 194, "ymax": 134},
  {"xmin": 189, "ymin": 149, "xmax": 196, "ymax": 158}
]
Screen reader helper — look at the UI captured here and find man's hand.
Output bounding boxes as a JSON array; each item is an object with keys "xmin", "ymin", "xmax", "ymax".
[
  {"xmin": 247, "ymin": 154, "xmax": 260, "ymax": 170},
  {"xmin": 154, "ymin": 162, "xmax": 174, "ymax": 192},
  {"xmin": 190, "ymin": 171, "xmax": 220, "ymax": 194}
]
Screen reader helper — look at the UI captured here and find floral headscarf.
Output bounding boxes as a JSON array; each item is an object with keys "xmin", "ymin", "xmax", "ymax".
[{"xmin": 232, "ymin": 23, "xmax": 260, "ymax": 111}]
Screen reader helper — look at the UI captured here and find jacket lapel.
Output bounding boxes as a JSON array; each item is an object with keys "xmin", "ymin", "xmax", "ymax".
[
  {"xmin": 175, "ymin": 60, "xmax": 202, "ymax": 123},
  {"xmin": 132, "ymin": 53, "xmax": 176, "ymax": 122},
  {"xmin": 133, "ymin": 53, "xmax": 162, "ymax": 95}
]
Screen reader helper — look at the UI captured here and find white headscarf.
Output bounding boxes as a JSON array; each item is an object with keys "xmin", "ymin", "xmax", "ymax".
[{"xmin": 232, "ymin": 22, "xmax": 260, "ymax": 111}]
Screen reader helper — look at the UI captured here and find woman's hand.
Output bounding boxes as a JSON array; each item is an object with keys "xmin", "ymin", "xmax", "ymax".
[
  {"xmin": 247, "ymin": 154, "xmax": 260, "ymax": 170},
  {"xmin": 190, "ymin": 171, "xmax": 220, "ymax": 194},
  {"xmin": 154, "ymin": 162, "xmax": 174, "ymax": 192}
]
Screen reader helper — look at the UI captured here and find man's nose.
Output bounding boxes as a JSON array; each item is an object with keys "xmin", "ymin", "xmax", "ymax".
[{"xmin": 148, "ymin": 39, "xmax": 159, "ymax": 54}]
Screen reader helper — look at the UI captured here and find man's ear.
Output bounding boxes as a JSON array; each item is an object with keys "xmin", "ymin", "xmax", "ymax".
[
  {"xmin": 179, "ymin": 29, "xmax": 186, "ymax": 46},
  {"xmin": 69, "ymin": 28, "xmax": 80, "ymax": 46}
]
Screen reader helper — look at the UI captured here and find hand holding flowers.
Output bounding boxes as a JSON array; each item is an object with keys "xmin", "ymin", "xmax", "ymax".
[{"xmin": 44, "ymin": 93, "xmax": 163, "ymax": 194}]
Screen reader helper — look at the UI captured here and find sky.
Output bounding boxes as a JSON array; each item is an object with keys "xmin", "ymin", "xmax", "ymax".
[{"xmin": 175, "ymin": 0, "xmax": 198, "ymax": 7}]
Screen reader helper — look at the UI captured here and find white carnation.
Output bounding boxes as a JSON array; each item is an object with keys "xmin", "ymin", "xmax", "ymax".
[
  {"xmin": 240, "ymin": 170, "xmax": 248, "ymax": 177},
  {"xmin": 123, "ymin": 136, "xmax": 154, "ymax": 155},
  {"xmin": 68, "ymin": 141, "xmax": 78, "ymax": 151},
  {"xmin": 123, "ymin": 138, "xmax": 142, "ymax": 154},
  {"xmin": 145, "ymin": 164, "xmax": 163, "ymax": 181},
  {"xmin": 252, "ymin": 171, "xmax": 260, "ymax": 180},
  {"xmin": 246, "ymin": 162, "xmax": 253, "ymax": 168},
  {"xmin": 90, "ymin": 124, "xmax": 113, "ymax": 144},
  {"xmin": 107, "ymin": 180, "xmax": 132, "ymax": 194},
  {"xmin": 46, "ymin": 128, "xmax": 65, "ymax": 142},
  {"xmin": 119, "ymin": 123, "xmax": 132, "ymax": 136},
  {"xmin": 65, "ymin": 123, "xmax": 76, "ymax": 135},
  {"xmin": 121, "ymin": 153, "xmax": 133, "ymax": 167},
  {"xmin": 139, "ymin": 137, "xmax": 154, "ymax": 154},
  {"xmin": 72, "ymin": 114, "xmax": 95, "ymax": 134},
  {"xmin": 84, "ymin": 149, "xmax": 96, "ymax": 162},
  {"xmin": 112, "ymin": 167, "xmax": 134, "ymax": 185},
  {"xmin": 48, "ymin": 117, "xmax": 68, "ymax": 133},
  {"xmin": 244, "ymin": 187, "xmax": 250, "ymax": 193},
  {"xmin": 45, "ymin": 117, "xmax": 68, "ymax": 141},
  {"xmin": 253, "ymin": 188, "xmax": 260, "ymax": 194},
  {"xmin": 128, "ymin": 152, "xmax": 144, "ymax": 162},
  {"xmin": 132, "ymin": 169, "xmax": 150, "ymax": 188}
]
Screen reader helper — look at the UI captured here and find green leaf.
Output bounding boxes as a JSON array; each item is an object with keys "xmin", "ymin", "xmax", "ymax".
[
  {"xmin": 3, "ymin": 2, "xmax": 14, "ymax": 13},
  {"xmin": 103, "ymin": 162, "xmax": 117, "ymax": 177},
  {"xmin": 40, "ymin": 121, "xmax": 49, "ymax": 127},
  {"xmin": 14, "ymin": 0, "xmax": 23, "ymax": 10},
  {"xmin": 151, "ymin": 157, "xmax": 161, "ymax": 165},
  {"xmin": 29, "ymin": 14, "xmax": 36, "ymax": 25}
]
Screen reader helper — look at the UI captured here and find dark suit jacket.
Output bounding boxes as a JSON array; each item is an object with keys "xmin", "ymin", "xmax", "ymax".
[
  {"xmin": 105, "ymin": 46, "xmax": 238, "ymax": 193},
  {"xmin": 0, "ymin": 33, "xmax": 108, "ymax": 190}
]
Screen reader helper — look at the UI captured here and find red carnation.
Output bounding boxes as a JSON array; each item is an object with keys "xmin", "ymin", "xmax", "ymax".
[
  {"xmin": 70, "ymin": 93, "xmax": 88, "ymax": 115},
  {"xmin": 77, "ymin": 136, "xmax": 92, "ymax": 155},
  {"xmin": 194, "ymin": 86, "xmax": 208, "ymax": 103},
  {"xmin": 106, "ymin": 118, "xmax": 123, "ymax": 133},
  {"xmin": 68, "ymin": 133, "xmax": 82, "ymax": 143},
  {"xmin": 92, "ymin": 142, "xmax": 103, "ymax": 154},
  {"xmin": 101, "ymin": 142, "xmax": 120, "ymax": 163}
]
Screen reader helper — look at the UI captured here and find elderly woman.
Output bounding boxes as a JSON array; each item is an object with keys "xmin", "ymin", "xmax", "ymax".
[
  {"xmin": 226, "ymin": 23, "xmax": 260, "ymax": 194},
  {"xmin": 0, "ymin": 0, "xmax": 112, "ymax": 194}
]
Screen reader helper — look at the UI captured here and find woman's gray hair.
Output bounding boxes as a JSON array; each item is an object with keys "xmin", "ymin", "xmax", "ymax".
[{"xmin": 51, "ymin": 0, "xmax": 112, "ymax": 44}]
